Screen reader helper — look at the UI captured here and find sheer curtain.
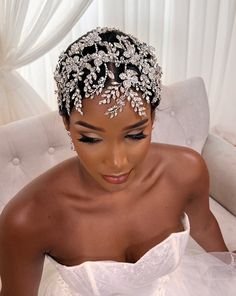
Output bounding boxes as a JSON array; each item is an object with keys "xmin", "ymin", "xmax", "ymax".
[
  {"xmin": 0, "ymin": 0, "xmax": 93, "ymax": 125},
  {"xmin": 99, "ymin": 0, "xmax": 236, "ymax": 144},
  {"xmin": 18, "ymin": 0, "xmax": 236, "ymax": 144}
]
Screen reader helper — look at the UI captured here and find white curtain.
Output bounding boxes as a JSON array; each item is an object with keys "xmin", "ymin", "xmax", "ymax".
[
  {"xmin": 0, "ymin": 0, "xmax": 93, "ymax": 125},
  {"xmin": 18, "ymin": 0, "xmax": 236, "ymax": 144}
]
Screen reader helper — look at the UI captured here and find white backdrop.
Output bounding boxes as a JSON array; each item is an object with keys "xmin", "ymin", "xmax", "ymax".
[
  {"xmin": 17, "ymin": 0, "xmax": 236, "ymax": 144},
  {"xmin": 0, "ymin": 0, "xmax": 93, "ymax": 125}
]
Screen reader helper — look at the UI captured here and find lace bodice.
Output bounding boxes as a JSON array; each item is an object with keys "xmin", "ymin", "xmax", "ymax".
[{"xmin": 48, "ymin": 214, "xmax": 190, "ymax": 296}]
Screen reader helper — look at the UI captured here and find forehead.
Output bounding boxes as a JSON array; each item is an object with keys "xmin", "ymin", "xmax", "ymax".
[{"xmin": 70, "ymin": 95, "xmax": 151, "ymax": 129}]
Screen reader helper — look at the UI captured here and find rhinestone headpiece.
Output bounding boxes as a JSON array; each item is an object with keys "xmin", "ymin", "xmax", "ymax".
[{"xmin": 54, "ymin": 27, "xmax": 162, "ymax": 118}]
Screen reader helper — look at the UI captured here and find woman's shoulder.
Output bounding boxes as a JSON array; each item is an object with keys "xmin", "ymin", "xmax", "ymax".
[
  {"xmin": 20, "ymin": 155, "xmax": 78, "ymax": 197},
  {"xmin": 7, "ymin": 155, "xmax": 77, "ymax": 202},
  {"xmin": 149, "ymin": 143, "xmax": 208, "ymax": 185},
  {"xmin": 150, "ymin": 141, "xmax": 204, "ymax": 162},
  {"xmin": 0, "ymin": 157, "xmax": 78, "ymax": 244},
  {"xmin": 0, "ymin": 182, "xmax": 49, "ymax": 255}
]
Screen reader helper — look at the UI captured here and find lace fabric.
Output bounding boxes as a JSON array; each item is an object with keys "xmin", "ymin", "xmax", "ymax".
[
  {"xmin": 41, "ymin": 214, "xmax": 236, "ymax": 296},
  {"xmin": 45, "ymin": 214, "xmax": 189, "ymax": 295}
]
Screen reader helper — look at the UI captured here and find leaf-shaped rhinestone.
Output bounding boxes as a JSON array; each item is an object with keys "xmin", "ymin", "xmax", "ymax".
[{"xmin": 54, "ymin": 27, "xmax": 162, "ymax": 118}]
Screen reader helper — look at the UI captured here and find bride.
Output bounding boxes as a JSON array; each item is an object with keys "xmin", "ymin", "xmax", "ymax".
[{"xmin": 0, "ymin": 27, "xmax": 235, "ymax": 296}]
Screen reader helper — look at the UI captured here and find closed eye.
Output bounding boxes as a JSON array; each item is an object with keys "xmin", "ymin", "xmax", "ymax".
[
  {"xmin": 78, "ymin": 132, "xmax": 148, "ymax": 144},
  {"xmin": 78, "ymin": 135, "xmax": 102, "ymax": 144},
  {"xmin": 125, "ymin": 132, "xmax": 147, "ymax": 140}
]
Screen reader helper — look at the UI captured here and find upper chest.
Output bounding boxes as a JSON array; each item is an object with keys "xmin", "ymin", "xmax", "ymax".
[{"xmin": 48, "ymin": 181, "xmax": 186, "ymax": 266}]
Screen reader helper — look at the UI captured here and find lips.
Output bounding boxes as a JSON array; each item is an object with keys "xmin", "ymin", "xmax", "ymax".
[{"xmin": 102, "ymin": 171, "xmax": 131, "ymax": 184}]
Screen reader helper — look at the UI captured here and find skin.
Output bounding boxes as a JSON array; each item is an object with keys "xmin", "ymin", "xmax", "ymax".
[{"xmin": 0, "ymin": 94, "xmax": 229, "ymax": 295}]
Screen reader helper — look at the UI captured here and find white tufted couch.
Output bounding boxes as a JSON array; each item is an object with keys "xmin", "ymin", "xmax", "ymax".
[{"xmin": 0, "ymin": 77, "xmax": 236, "ymax": 292}]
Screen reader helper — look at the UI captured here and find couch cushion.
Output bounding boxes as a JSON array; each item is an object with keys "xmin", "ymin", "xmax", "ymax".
[
  {"xmin": 0, "ymin": 111, "xmax": 75, "ymax": 212},
  {"xmin": 202, "ymin": 134, "xmax": 236, "ymax": 216},
  {"xmin": 152, "ymin": 77, "xmax": 209, "ymax": 153}
]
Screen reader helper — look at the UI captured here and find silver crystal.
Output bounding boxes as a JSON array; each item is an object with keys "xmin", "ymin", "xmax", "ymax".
[{"xmin": 54, "ymin": 27, "xmax": 162, "ymax": 118}]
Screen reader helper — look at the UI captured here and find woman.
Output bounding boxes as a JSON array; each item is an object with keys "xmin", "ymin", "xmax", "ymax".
[{"xmin": 0, "ymin": 27, "xmax": 235, "ymax": 296}]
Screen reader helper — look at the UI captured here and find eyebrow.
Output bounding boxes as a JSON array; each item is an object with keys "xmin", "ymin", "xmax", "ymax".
[
  {"xmin": 123, "ymin": 119, "xmax": 149, "ymax": 131},
  {"xmin": 75, "ymin": 121, "xmax": 105, "ymax": 132},
  {"xmin": 75, "ymin": 118, "xmax": 149, "ymax": 132}
]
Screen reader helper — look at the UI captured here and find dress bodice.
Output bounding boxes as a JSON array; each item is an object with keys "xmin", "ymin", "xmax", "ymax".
[{"xmin": 48, "ymin": 213, "xmax": 190, "ymax": 296}]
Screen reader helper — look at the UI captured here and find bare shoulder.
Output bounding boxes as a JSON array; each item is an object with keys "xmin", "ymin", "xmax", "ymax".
[
  {"xmin": 0, "ymin": 156, "xmax": 78, "ymax": 249},
  {"xmin": 0, "ymin": 157, "xmax": 80, "ymax": 293},
  {"xmin": 0, "ymin": 176, "xmax": 51, "ymax": 253},
  {"xmin": 149, "ymin": 143, "xmax": 209, "ymax": 192},
  {"xmin": 0, "ymin": 177, "xmax": 45, "ymax": 293}
]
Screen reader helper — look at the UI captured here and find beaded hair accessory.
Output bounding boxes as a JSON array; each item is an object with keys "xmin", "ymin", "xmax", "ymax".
[{"xmin": 54, "ymin": 27, "xmax": 162, "ymax": 118}]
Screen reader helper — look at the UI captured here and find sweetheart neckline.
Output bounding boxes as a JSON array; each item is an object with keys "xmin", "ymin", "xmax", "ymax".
[{"xmin": 48, "ymin": 213, "xmax": 190, "ymax": 269}]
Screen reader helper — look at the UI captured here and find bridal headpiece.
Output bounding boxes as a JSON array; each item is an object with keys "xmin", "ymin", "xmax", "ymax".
[{"xmin": 54, "ymin": 27, "xmax": 162, "ymax": 118}]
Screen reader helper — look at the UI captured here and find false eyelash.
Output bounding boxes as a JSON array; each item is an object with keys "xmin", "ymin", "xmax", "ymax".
[
  {"xmin": 78, "ymin": 135, "xmax": 102, "ymax": 144},
  {"xmin": 78, "ymin": 132, "xmax": 147, "ymax": 144},
  {"xmin": 126, "ymin": 132, "xmax": 147, "ymax": 140}
]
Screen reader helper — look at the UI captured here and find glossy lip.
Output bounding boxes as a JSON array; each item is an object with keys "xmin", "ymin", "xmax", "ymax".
[{"xmin": 102, "ymin": 171, "xmax": 131, "ymax": 184}]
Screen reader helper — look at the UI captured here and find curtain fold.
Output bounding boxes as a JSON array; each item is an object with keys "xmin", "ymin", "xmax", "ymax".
[
  {"xmin": 16, "ymin": 0, "xmax": 236, "ymax": 144},
  {"xmin": 0, "ymin": 0, "xmax": 93, "ymax": 125}
]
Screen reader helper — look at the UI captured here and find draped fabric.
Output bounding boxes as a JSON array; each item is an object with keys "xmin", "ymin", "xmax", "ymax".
[
  {"xmin": 98, "ymin": 0, "xmax": 236, "ymax": 144},
  {"xmin": 17, "ymin": 0, "xmax": 236, "ymax": 144},
  {"xmin": 0, "ymin": 0, "xmax": 93, "ymax": 125}
]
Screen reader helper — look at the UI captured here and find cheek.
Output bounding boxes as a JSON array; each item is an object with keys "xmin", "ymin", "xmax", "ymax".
[
  {"xmin": 76, "ymin": 145, "xmax": 102, "ymax": 166},
  {"xmin": 126, "ymin": 138, "xmax": 152, "ymax": 164}
]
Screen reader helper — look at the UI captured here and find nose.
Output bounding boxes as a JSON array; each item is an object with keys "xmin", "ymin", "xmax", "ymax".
[{"xmin": 105, "ymin": 143, "xmax": 128, "ymax": 171}]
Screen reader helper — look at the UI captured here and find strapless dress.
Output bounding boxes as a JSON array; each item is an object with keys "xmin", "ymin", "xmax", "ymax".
[{"xmin": 39, "ymin": 214, "xmax": 236, "ymax": 295}]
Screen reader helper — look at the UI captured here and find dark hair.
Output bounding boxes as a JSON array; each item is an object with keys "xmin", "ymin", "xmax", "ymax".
[{"xmin": 55, "ymin": 28, "xmax": 161, "ymax": 120}]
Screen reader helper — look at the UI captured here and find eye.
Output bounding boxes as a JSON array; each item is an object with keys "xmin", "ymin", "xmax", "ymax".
[
  {"xmin": 126, "ymin": 131, "xmax": 147, "ymax": 140},
  {"xmin": 78, "ymin": 135, "xmax": 102, "ymax": 144}
]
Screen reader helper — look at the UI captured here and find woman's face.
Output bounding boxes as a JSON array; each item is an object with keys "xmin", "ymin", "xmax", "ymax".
[{"xmin": 66, "ymin": 95, "xmax": 153, "ymax": 193}]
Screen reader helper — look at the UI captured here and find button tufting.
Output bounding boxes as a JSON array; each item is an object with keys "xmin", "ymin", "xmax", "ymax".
[
  {"xmin": 186, "ymin": 139, "xmax": 192, "ymax": 145},
  {"xmin": 170, "ymin": 110, "xmax": 175, "ymax": 116},
  {"xmin": 48, "ymin": 147, "xmax": 55, "ymax": 154},
  {"xmin": 12, "ymin": 158, "xmax": 20, "ymax": 165}
]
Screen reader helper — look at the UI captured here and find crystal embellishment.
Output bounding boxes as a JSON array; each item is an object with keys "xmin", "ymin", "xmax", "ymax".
[{"xmin": 54, "ymin": 27, "xmax": 162, "ymax": 118}]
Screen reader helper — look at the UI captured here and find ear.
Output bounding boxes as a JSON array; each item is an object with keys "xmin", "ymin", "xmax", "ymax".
[{"xmin": 62, "ymin": 116, "xmax": 70, "ymax": 131}]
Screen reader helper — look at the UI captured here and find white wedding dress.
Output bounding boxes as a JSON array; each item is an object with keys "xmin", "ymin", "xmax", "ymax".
[{"xmin": 39, "ymin": 214, "xmax": 236, "ymax": 295}]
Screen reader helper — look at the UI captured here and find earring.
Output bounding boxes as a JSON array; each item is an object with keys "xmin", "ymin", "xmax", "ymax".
[{"xmin": 67, "ymin": 131, "xmax": 75, "ymax": 151}]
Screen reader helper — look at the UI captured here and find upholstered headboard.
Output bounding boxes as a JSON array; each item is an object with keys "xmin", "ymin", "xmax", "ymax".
[
  {"xmin": 152, "ymin": 76, "xmax": 209, "ymax": 152},
  {"xmin": 0, "ymin": 111, "xmax": 75, "ymax": 212}
]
